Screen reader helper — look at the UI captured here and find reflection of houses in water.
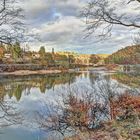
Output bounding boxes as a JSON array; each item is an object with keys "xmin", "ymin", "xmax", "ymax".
[
  {"xmin": 119, "ymin": 64, "xmax": 140, "ymax": 73},
  {"xmin": 4, "ymin": 85, "xmax": 12, "ymax": 90}
]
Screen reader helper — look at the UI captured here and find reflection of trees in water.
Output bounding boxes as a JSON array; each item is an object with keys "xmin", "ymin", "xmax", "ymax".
[
  {"xmin": 13, "ymin": 85, "xmax": 23, "ymax": 101},
  {"xmin": 89, "ymin": 72, "xmax": 100, "ymax": 85},
  {"xmin": 36, "ymin": 76, "xmax": 139, "ymax": 138},
  {"xmin": 0, "ymin": 73, "xmax": 80, "ymax": 134},
  {"xmin": 112, "ymin": 73, "xmax": 140, "ymax": 88},
  {"xmin": 0, "ymin": 97, "xmax": 23, "ymax": 129},
  {"xmin": 0, "ymin": 73, "xmax": 81, "ymax": 101},
  {"xmin": 0, "ymin": 101, "xmax": 22, "ymax": 127},
  {"xmin": 0, "ymin": 83, "xmax": 6, "ymax": 101}
]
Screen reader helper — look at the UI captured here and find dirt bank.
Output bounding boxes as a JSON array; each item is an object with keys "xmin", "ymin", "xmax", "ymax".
[{"xmin": 0, "ymin": 70, "xmax": 63, "ymax": 76}]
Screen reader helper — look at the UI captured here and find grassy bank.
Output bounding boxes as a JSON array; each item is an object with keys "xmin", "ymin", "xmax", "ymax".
[
  {"xmin": 64, "ymin": 117, "xmax": 140, "ymax": 140},
  {"xmin": 112, "ymin": 73, "xmax": 140, "ymax": 88}
]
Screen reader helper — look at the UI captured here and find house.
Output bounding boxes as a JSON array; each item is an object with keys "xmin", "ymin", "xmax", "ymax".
[
  {"xmin": 32, "ymin": 53, "xmax": 40, "ymax": 59},
  {"xmin": 4, "ymin": 53, "xmax": 12, "ymax": 59},
  {"xmin": 74, "ymin": 54, "xmax": 91, "ymax": 66}
]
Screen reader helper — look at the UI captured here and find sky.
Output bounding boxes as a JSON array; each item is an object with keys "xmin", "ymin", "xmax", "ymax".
[{"xmin": 22, "ymin": 0, "xmax": 140, "ymax": 54}]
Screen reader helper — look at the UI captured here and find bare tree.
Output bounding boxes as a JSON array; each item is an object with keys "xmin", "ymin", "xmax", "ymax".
[
  {"xmin": 36, "ymin": 83, "xmax": 115, "ymax": 137},
  {"xmin": 35, "ymin": 76, "xmax": 140, "ymax": 138},
  {"xmin": 0, "ymin": 0, "xmax": 25, "ymax": 45},
  {"xmin": 82, "ymin": 0, "xmax": 140, "ymax": 38}
]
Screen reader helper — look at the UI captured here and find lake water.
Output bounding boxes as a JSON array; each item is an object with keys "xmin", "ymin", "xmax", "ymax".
[{"xmin": 0, "ymin": 70, "xmax": 139, "ymax": 140}]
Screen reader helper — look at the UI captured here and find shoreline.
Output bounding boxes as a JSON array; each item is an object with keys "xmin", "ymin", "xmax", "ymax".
[
  {"xmin": 0, "ymin": 67, "xmax": 116, "ymax": 76},
  {"xmin": 0, "ymin": 67, "xmax": 120, "ymax": 76},
  {"xmin": 0, "ymin": 70, "xmax": 64, "ymax": 76}
]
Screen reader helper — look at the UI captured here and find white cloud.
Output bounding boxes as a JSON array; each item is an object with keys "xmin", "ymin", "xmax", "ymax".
[
  {"xmin": 22, "ymin": 0, "xmax": 140, "ymax": 54},
  {"xmin": 30, "ymin": 16, "xmax": 84, "ymax": 44}
]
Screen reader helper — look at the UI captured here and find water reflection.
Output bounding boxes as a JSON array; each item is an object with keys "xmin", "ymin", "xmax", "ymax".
[
  {"xmin": 36, "ymin": 74, "xmax": 123, "ymax": 135},
  {"xmin": 0, "ymin": 73, "xmax": 81, "ymax": 102},
  {"xmin": 35, "ymin": 72, "xmax": 139, "ymax": 139},
  {"xmin": 0, "ymin": 71, "xmax": 139, "ymax": 140}
]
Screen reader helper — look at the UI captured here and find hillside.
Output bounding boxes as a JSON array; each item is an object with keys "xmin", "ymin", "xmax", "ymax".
[
  {"xmin": 97, "ymin": 54, "xmax": 110, "ymax": 58},
  {"xmin": 105, "ymin": 45, "xmax": 140, "ymax": 64}
]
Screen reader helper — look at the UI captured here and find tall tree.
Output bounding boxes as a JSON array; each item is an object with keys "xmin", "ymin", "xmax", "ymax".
[
  {"xmin": 0, "ymin": 47, "xmax": 4, "ymax": 60},
  {"xmin": 39, "ymin": 46, "xmax": 46, "ymax": 65},
  {"xmin": 45, "ymin": 53, "xmax": 54, "ymax": 66},
  {"xmin": 12, "ymin": 42, "xmax": 22, "ymax": 59},
  {"xmin": 39, "ymin": 46, "xmax": 46, "ymax": 58}
]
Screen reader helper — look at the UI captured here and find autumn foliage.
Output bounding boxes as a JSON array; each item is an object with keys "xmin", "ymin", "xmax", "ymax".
[
  {"xmin": 105, "ymin": 45, "xmax": 140, "ymax": 64},
  {"xmin": 65, "ymin": 92, "xmax": 140, "ymax": 127},
  {"xmin": 64, "ymin": 94, "xmax": 91, "ymax": 127},
  {"xmin": 111, "ymin": 93, "xmax": 140, "ymax": 119}
]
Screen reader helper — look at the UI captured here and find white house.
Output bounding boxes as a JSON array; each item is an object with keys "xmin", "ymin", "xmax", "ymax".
[{"xmin": 4, "ymin": 53, "xmax": 12, "ymax": 59}]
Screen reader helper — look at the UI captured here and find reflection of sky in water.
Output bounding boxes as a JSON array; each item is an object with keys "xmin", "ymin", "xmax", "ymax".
[
  {"xmin": 0, "ymin": 71, "xmax": 135, "ymax": 140},
  {"xmin": 0, "ymin": 127, "xmax": 63, "ymax": 140}
]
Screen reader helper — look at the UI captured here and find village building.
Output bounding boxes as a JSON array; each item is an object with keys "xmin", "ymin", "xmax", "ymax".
[
  {"xmin": 57, "ymin": 52, "xmax": 91, "ymax": 66},
  {"xmin": 4, "ymin": 53, "xmax": 12, "ymax": 59},
  {"xmin": 74, "ymin": 54, "xmax": 91, "ymax": 66},
  {"xmin": 32, "ymin": 53, "xmax": 40, "ymax": 59}
]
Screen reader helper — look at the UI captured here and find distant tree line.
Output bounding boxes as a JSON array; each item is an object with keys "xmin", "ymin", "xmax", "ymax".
[{"xmin": 105, "ymin": 45, "xmax": 140, "ymax": 64}]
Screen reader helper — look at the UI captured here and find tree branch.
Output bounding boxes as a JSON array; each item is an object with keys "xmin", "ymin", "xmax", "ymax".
[
  {"xmin": 0, "ymin": 0, "xmax": 6, "ymax": 14},
  {"xmin": 82, "ymin": 0, "xmax": 140, "ymax": 38},
  {"xmin": 0, "ymin": 0, "xmax": 26, "ymax": 45}
]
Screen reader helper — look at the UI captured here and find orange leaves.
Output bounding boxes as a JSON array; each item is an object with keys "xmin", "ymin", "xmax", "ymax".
[
  {"xmin": 65, "ymin": 95, "xmax": 91, "ymax": 126},
  {"xmin": 117, "ymin": 93, "xmax": 140, "ymax": 111},
  {"xmin": 111, "ymin": 93, "xmax": 140, "ymax": 119}
]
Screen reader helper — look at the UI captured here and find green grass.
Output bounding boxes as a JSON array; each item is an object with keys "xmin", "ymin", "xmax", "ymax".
[{"xmin": 112, "ymin": 73, "xmax": 140, "ymax": 88}]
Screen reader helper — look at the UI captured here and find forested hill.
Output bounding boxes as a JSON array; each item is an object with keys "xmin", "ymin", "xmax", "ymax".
[{"xmin": 105, "ymin": 45, "xmax": 140, "ymax": 64}]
